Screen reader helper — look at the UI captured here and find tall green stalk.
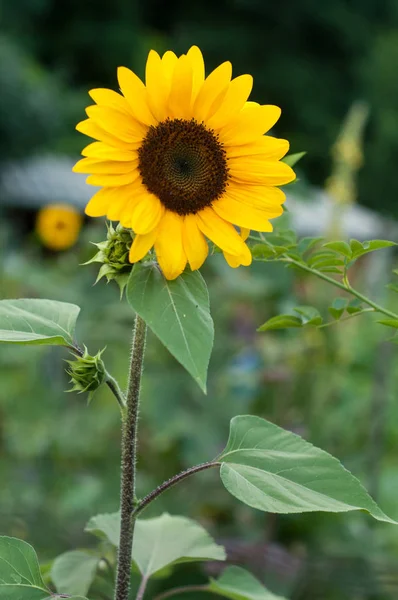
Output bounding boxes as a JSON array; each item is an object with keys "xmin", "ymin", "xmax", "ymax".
[{"xmin": 114, "ymin": 314, "xmax": 147, "ymax": 600}]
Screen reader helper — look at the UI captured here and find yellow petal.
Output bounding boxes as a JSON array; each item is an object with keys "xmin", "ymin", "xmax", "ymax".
[
  {"xmin": 161, "ymin": 50, "xmax": 178, "ymax": 83},
  {"xmin": 193, "ymin": 61, "xmax": 232, "ymax": 122},
  {"xmin": 88, "ymin": 88, "xmax": 132, "ymax": 115},
  {"xmin": 229, "ymin": 158, "xmax": 296, "ymax": 185},
  {"xmin": 73, "ymin": 157, "xmax": 138, "ymax": 174},
  {"xmin": 223, "ymin": 246, "xmax": 252, "ymax": 268},
  {"xmin": 182, "ymin": 214, "xmax": 209, "ymax": 270},
  {"xmin": 168, "ymin": 55, "xmax": 193, "ymax": 119},
  {"xmin": 76, "ymin": 119, "xmax": 135, "ymax": 149},
  {"xmin": 82, "ymin": 142, "xmax": 138, "ymax": 162},
  {"xmin": 86, "ymin": 170, "xmax": 140, "ymax": 187},
  {"xmin": 129, "ymin": 228, "xmax": 158, "ymax": 263},
  {"xmin": 207, "ymin": 74, "xmax": 253, "ymax": 130},
  {"xmin": 117, "ymin": 66, "xmax": 157, "ymax": 126},
  {"xmin": 106, "ymin": 182, "xmax": 147, "ymax": 222},
  {"xmin": 86, "ymin": 105, "xmax": 145, "ymax": 142},
  {"xmin": 195, "ymin": 206, "xmax": 248, "ymax": 256},
  {"xmin": 213, "ymin": 195, "xmax": 279, "ymax": 231},
  {"xmin": 85, "ymin": 187, "xmax": 121, "ymax": 217},
  {"xmin": 240, "ymin": 227, "xmax": 250, "ymax": 241},
  {"xmin": 187, "ymin": 46, "xmax": 205, "ymax": 104},
  {"xmin": 226, "ymin": 137, "xmax": 289, "ymax": 160},
  {"xmin": 146, "ymin": 50, "xmax": 170, "ymax": 122},
  {"xmin": 154, "ymin": 211, "xmax": 187, "ymax": 280},
  {"xmin": 226, "ymin": 183, "xmax": 286, "ymax": 210},
  {"xmin": 219, "ymin": 104, "xmax": 281, "ymax": 146},
  {"xmin": 130, "ymin": 193, "xmax": 164, "ymax": 234}
]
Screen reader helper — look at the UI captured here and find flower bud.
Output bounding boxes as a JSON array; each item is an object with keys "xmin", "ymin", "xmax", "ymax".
[
  {"xmin": 66, "ymin": 346, "xmax": 106, "ymax": 401},
  {"xmin": 85, "ymin": 223, "xmax": 134, "ymax": 296}
]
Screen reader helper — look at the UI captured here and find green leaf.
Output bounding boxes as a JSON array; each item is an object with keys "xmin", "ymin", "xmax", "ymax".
[
  {"xmin": 85, "ymin": 512, "xmax": 120, "ymax": 546},
  {"xmin": 0, "ymin": 536, "xmax": 50, "ymax": 599},
  {"xmin": 251, "ymin": 244, "xmax": 286, "ymax": 259},
  {"xmin": 350, "ymin": 239, "xmax": 396, "ymax": 259},
  {"xmin": 127, "ymin": 264, "xmax": 214, "ymax": 392},
  {"xmin": 323, "ymin": 241, "xmax": 352, "ymax": 258},
  {"xmin": 328, "ymin": 298, "xmax": 348, "ymax": 320},
  {"xmin": 297, "ymin": 236, "xmax": 324, "ymax": 256},
  {"xmin": 377, "ymin": 319, "xmax": 398, "ymax": 329},
  {"xmin": 346, "ymin": 298, "xmax": 363, "ymax": 314},
  {"xmin": 51, "ymin": 551, "xmax": 99, "ymax": 597},
  {"xmin": 208, "ymin": 566, "xmax": 285, "ymax": 600},
  {"xmin": 293, "ymin": 306, "xmax": 323, "ymax": 326},
  {"xmin": 86, "ymin": 513, "xmax": 225, "ymax": 578},
  {"xmin": 0, "ymin": 299, "xmax": 80, "ymax": 346},
  {"xmin": 282, "ymin": 152, "xmax": 306, "ymax": 167},
  {"xmin": 218, "ymin": 415, "xmax": 396, "ymax": 523},
  {"xmin": 257, "ymin": 314, "xmax": 303, "ymax": 331}
]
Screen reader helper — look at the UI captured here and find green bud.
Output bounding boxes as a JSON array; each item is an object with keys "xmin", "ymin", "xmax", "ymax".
[
  {"xmin": 85, "ymin": 222, "xmax": 134, "ymax": 296},
  {"xmin": 66, "ymin": 346, "xmax": 106, "ymax": 402}
]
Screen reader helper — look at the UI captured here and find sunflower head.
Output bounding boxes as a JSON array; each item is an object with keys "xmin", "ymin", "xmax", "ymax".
[
  {"xmin": 36, "ymin": 204, "xmax": 82, "ymax": 251},
  {"xmin": 74, "ymin": 46, "xmax": 295, "ymax": 280}
]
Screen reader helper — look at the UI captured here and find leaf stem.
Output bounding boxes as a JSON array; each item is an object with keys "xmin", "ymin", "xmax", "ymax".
[
  {"xmin": 132, "ymin": 462, "xmax": 220, "ymax": 519},
  {"xmin": 114, "ymin": 314, "xmax": 147, "ymax": 600},
  {"xmin": 153, "ymin": 585, "xmax": 215, "ymax": 599},
  {"xmin": 105, "ymin": 371, "xmax": 126, "ymax": 410},
  {"xmin": 318, "ymin": 307, "xmax": 375, "ymax": 328},
  {"xmin": 136, "ymin": 575, "xmax": 149, "ymax": 600}
]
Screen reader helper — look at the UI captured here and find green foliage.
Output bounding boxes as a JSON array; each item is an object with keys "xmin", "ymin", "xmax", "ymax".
[
  {"xmin": 86, "ymin": 512, "xmax": 225, "ymax": 577},
  {"xmin": 218, "ymin": 415, "xmax": 396, "ymax": 522},
  {"xmin": 209, "ymin": 566, "xmax": 285, "ymax": 600},
  {"xmin": 0, "ymin": 299, "xmax": 80, "ymax": 346},
  {"xmin": 281, "ymin": 152, "xmax": 306, "ymax": 168},
  {"xmin": 127, "ymin": 263, "xmax": 214, "ymax": 392},
  {"xmin": 0, "ymin": 536, "xmax": 89, "ymax": 600},
  {"xmin": 51, "ymin": 550, "xmax": 99, "ymax": 597}
]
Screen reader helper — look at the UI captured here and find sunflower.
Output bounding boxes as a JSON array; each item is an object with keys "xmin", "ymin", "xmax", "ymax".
[
  {"xmin": 73, "ymin": 46, "xmax": 295, "ymax": 279},
  {"xmin": 36, "ymin": 204, "xmax": 82, "ymax": 251}
]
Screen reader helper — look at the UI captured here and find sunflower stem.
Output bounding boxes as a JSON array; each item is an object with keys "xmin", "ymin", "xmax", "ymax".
[{"xmin": 114, "ymin": 314, "xmax": 147, "ymax": 600}]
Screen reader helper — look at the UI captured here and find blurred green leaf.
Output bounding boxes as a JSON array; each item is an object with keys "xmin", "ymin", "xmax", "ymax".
[
  {"xmin": 297, "ymin": 236, "xmax": 324, "ymax": 255},
  {"xmin": 346, "ymin": 299, "xmax": 363, "ymax": 314},
  {"xmin": 218, "ymin": 415, "xmax": 397, "ymax": 522},
  {"xmin": 294, "ymin": 305, "xmax": 323, "ymax": 325},
  {"xmin": 0, "ymin": 299, "xmax": 80, "ymax": 346},
  {"xmin": 208, "ymin": 566, "xmax": 286, "ymax": 600},
  {"xmin": 51, "ymin": 550, "xmax": 99, "ymax": 597},
  {"xmin": 127, "ymin": 264, "xmax": 214, "ymax": 393},
  {"xmin": 328, "ymin": 298, "xmax": 348, "ymax": 320},
  {"xmin": 377, "ymin": 319, "xmax": 398, "ymax": 328},
  {"xmin": 282, "ymin": 151, "xmax": 306, "ymax": 167},
  {"xmin": 86, "ymin": 512, "xmax": 225, "ymax": 578},
  {"xmin": 258, "ymin": 314, "xmax": 303, "ymax": 331},
  {"xmin": 349, "ymin": 239, "xmax": 396, "ymax": 259},
  {"xmin": 323, "ymin": 241, "xmax": 353, "ymax": 258}
]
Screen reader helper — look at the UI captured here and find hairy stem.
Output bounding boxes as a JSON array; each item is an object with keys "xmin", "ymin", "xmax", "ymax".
[
  {"xmin": 114, "ymin": 315, "xmax": 147, "ymax": 600},
  {"xmin": 132, "ymin": 462, "xmax": 220, "ymax": 519}
]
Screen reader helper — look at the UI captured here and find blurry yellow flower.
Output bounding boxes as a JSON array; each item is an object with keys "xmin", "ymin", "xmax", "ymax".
[
  {"xmin": 36, "ymin": 204, "xmax": 82, "ymax": 251},
  {"xmin": 74, "ymin": 46, "xmax": 295, "ymax": 279}
]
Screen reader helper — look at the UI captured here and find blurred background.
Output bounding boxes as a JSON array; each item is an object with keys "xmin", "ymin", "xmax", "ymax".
[{"xmin": 1, "ymin": 1, "xmax": 398, "ymax": 598}]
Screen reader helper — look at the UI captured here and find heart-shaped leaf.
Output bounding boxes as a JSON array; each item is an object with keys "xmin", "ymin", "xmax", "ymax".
[
  {"xmin": 86, "ymin": 512, "xmax": 225, "ymax": 578},
  {"xmin": 51, "ymin": 550, "xmax": 99, "ymax": 597},
  {"xmin": 0, "ymin": 536, "xmax": 90, "ymax": 599},
  {"xmin": 218, "ymin": 415, "xmax": 396, "ymax": 523},
  {"xmin": 0, "ymin": 299, "xmax": 80, "ymax": 346},
  {"xmin": 208, "ymin": 566, "xmax": 286, "ymax": 600},
  {"xmin": 127, "ymin": 263, "xmax": 214, "ymax": 392}
]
